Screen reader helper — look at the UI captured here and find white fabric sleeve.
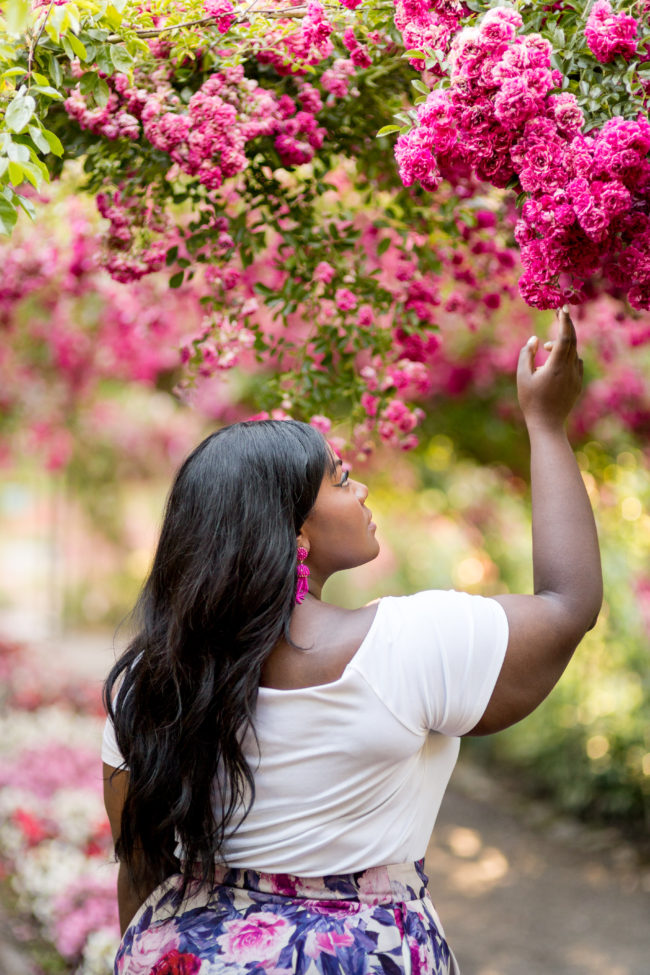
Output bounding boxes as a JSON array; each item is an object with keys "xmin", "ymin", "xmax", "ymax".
[
  {"xmin": 101, "ymin": 715, "xmax": 127, "ymax": 768},
  {"xmin": 354, "ymin": 590, "xmax": 509, "ymax": 737}
]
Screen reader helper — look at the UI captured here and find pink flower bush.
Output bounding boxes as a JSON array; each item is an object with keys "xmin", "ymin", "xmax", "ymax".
[
  {"xmin": 394, "ymin": 5, "xmax": 650, "ymax": 309},
  {"xmin": 66, "ymin": 65, "xmax": 328, "ymax": 240},
  {"xmin": 585, "ymin": 1, "xmax": 638, "ymax": 63}
]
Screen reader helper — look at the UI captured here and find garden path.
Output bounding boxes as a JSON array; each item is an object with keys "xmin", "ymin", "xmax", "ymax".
[{"xmin": 3, "ymin": 629, "xmax": 650, "ymax": 975}]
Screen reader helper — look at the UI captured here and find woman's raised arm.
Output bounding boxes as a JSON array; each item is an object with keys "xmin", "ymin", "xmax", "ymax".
[{"xmin": 468, "ymin": 307, "xmax": 603, "ymax": 736}]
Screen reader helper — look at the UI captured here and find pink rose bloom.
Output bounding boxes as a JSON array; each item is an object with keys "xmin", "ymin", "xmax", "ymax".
[
  {"xmin": 493, "ymin": 77, "xmax": 540, "ymax": 129},
  {"xmin": 585, "ymin": 1, "xmax": 638, "ymax": 63},
  {"xmin": 339, "ymin": 0, "xmax": 363, "ymax": 7},
  {"xmin": 314, "ymin": 260, "xmax": 336, "ymax": 284},
  {"xmin": 357, "ymin": 304, "xmax": 374, "ymax": 327},
  {"xmin": 351, "ymin": 46, "xmax": 372, "ymax": 69},
  {"xmin": 309, "ymin": 414, "xmax": 332, "ymax": 434},
  {"xmin": 479, "ymin": 6, "xmax": 522, "ymax": 47},
  {"xmin": 518, "ymin": 275, "xmax": 563, "ymax": 310},
  {"xmin": 335, "ymin": 288, "xmax": 358, "ymax": 311},
  {"xmin": 360, "ymin": 365, "xmax": 378, "ymax": 390},
  {"xmin": 122, "ymin": 926, "xmax": 180, "ymax": 974},
  {"xmin": 217, "ymin": 915, "xmax": 291, "ymax": 965},
  {"xmin": 361, "ymin": 391, "xmax": 378, "ymax": 417},
  {"xmin": 203, "ymin": 0, "xmax": 235, "ymax": 33},
  {"xmin": 518, "ymin": 140, "xmax": 567, "ymax": 193},
  {"xmin": 394, "ymin": 130, "xmax": 441, "ymax": 190},
  {"xmin": 548, "ymin": 93, "xmax": 584, "ymax": 139}
]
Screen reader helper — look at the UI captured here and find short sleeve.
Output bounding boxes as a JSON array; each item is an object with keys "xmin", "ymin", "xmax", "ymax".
[
  {"xmin": 102, "ymin": 715, "xmax": 126, "ymax": 768},
  {"xmin": 352, "ymin": 590, "xmax": 508, "ymax": 737}
]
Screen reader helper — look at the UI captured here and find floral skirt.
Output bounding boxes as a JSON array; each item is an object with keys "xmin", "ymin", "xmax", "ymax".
[{"xmin": 115, "ymin": 859, "xmax": 460, "ymax": 975}]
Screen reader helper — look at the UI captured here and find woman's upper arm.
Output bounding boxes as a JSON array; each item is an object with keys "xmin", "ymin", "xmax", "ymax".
[
  {"xmin": 466, "ymin": 592, "xmax": 588, "ymax": 736},
  {"xmin": 103, "ymin": 762, "xmax": 128, "ymax": 845}
]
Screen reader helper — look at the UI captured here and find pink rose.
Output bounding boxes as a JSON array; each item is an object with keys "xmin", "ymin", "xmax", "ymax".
[
  {"xmin": 217, "ymin": 915, "xmax": 291, "ymax": 965},
  {"xmin": 124, "ymin": 927, "xmax": 181, "ymax": 974},
  {"xmin": 313, "ymin": 261, "xmax": 336, "ymax": 285},
  {"xmin": 309, "ymin": 414, "xmax": 332, "ymax": 435},
  {"xmin": 335, "ymin": 288, "xmax": 357, "ymax": 311}
]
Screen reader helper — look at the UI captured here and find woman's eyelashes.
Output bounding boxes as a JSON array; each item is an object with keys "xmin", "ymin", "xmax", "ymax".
[{"xmin": 336, "ymin": 470, "xmax": 350, "ymax": 487}]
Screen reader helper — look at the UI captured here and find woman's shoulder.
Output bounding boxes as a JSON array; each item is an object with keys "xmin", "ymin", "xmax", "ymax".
[{"xmin": 260, "ymin": 600, "xmax": 381, "ymax": 691}]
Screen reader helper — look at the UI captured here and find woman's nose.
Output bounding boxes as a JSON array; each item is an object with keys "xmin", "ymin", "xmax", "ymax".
[{"xmin": 353, "ymin": 479, "xmax": 369, "ymax": 502}]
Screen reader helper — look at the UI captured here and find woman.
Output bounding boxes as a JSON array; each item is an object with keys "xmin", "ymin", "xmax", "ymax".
[{"xmin": 103, "ymin": 308, "xmax": 602, "ymax": 975}]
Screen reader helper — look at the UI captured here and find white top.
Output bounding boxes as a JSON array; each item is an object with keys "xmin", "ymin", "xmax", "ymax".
[{"xmin": 102, "ymin": 589, "xmax": 508, "ymax": 875}]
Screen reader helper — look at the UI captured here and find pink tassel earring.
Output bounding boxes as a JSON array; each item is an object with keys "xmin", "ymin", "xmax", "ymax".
[{"xmin": 295, "ymin": 546, "xmax": 310, "ymax": 604}]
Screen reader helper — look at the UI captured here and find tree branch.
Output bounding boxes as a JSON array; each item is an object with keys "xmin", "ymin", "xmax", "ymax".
[
  {"xmin": 27, "ymin": 0, "xmax": 56, "ymax": 89},
  {"xmin": 109, "ymin": 5, "xmax": 309, "ymax": 41}
]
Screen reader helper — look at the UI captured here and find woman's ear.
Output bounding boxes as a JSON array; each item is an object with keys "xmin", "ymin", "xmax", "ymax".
[{"xmin": 296, "ymin": 533, "xmax": 310, "ymax": 557}]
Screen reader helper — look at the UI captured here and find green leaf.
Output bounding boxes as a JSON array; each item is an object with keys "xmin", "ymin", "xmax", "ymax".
[
  {"xmin": 1, "ymin": 67, "xmax": 27, "ymax": 80},
  {"xmin": 110, "ymin": 45, "xmax": 134, "ymax": 73},
  {"xmin": 17, "ymin": 192, "xmax": 36, "ymax": 219},
  {"xmin": 411, "ymin": 79, "xmax": 430, "ymax": 96},
  {"xmin": 28, "ymin": 125, "xmax": 51, "ymax": 154},
  {"xmin": 403, "ymin": 50, "xmax": 425, "ymax": 59},
  {"xmin": 42, "ymin": 129, "xmax": 63, "ymax": 156},
  {"xmin": 95, "ymin": 47, "xmax": 113, "ymax": 74},
  {"xmin": 94, "ymin": 79, "xmax": 110, "ymax": 107},
  {"xmin": 31, "ymin": 85, "xmax": 63, "ymax": 99},
  {"xmin": 169, "ymin": 271, "xmax": 184, "ymax": 288},
  {"xmin": 47, "ymin": 55, "xmax": 63, "ymax": 88},
  {"xmin": 377, "ymin": 237, "xmax": 391, "ymax": 256},
  {"xmin": 0, "ymin": 196, "xmax": 18, "ymax": 235},
  {"xmin": 376, "ymin": 125, "xmax": 401, "ymax": 138},
  {"xmin": 7, "ymin": 141, "xmax": 30, "ymax": 163},
  {"xmin": 4, "ymin": 0, "xmax": 31, "ymax": 35},
  {"xmin": 80, "ymin": 71, "xmax": 99, "ymax": 95},
  {"xmin": 66, "ymin": 32, "xmax": 88, "ymax": 61},
  {"xmin": 5, "ymin": 94, "xmax": 36, "ymax": 133},
  {"xmin": 165, "ymin": 245, "xmax": 178, "ymax": 266},
  {"xmin": 19, "ymin": 160, "xmax": 42, "ymax": 188},
  {"xmin": 8, "ymin": 161, "xmax": 24, "ymax": 186}
]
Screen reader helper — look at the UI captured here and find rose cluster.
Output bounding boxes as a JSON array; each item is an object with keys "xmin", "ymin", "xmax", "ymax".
[
  {"xmin": 584, "ymin": 1, "xmax": 639, "ymax": 64},
  {"xmin": 67, "ymin": 63, "xmax": 327, "ymax": 194},
  {"xmin": 395, "ymin": 6, "xmax": 650, "ymax": 309},
  {"xmin": 394, "ymin": 0, "xmax": 465, "ymax": 70}
]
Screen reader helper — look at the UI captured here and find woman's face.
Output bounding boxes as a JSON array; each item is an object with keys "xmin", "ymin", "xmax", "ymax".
[{"xmin": 298, "ymin": 455, "xmax": 379, "ymax": 590}]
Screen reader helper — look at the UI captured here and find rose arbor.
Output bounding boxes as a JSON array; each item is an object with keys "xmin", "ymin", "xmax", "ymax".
[{"xmin": 1, "ymin": 1, "xmax": 650, "ymax": 446}]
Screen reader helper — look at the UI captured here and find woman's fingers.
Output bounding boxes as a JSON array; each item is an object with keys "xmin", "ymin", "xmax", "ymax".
[
  {"xmin": 551, "ymin": 305, "xmax": 577, "ymax": 360},
  {"xmin": 518, "ymin": 335, "xmax": 538, "ymax": 378}
]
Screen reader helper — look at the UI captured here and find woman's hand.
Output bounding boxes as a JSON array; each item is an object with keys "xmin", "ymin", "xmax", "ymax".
[{"xmin": 517, "ymin": 306, "xmax": 583, "ymax": 433}]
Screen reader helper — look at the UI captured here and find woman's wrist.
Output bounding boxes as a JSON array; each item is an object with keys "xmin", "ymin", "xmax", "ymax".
[{"xmin": 524, "ymin": 414, "xmax": 570, "ymax": 439}]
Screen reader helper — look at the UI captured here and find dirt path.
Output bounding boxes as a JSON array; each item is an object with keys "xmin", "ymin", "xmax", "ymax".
[{"xmin": 427, "ymin": 764, "xmax": 650, "ymax": 975}]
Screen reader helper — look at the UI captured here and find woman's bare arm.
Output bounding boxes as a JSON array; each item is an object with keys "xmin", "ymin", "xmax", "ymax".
[
  {"xmin": 468, "ymin": 308, "xmax": 603, "ymax": 736},
  {"xmin": 103, "ymin": 763, "xmax": 158, "ymax": 935}
]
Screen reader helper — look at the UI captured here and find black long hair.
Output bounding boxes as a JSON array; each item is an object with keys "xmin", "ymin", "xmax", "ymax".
[{"xmin": 103, "ymin": 419, "xmax": 333, "ymax": 895}]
